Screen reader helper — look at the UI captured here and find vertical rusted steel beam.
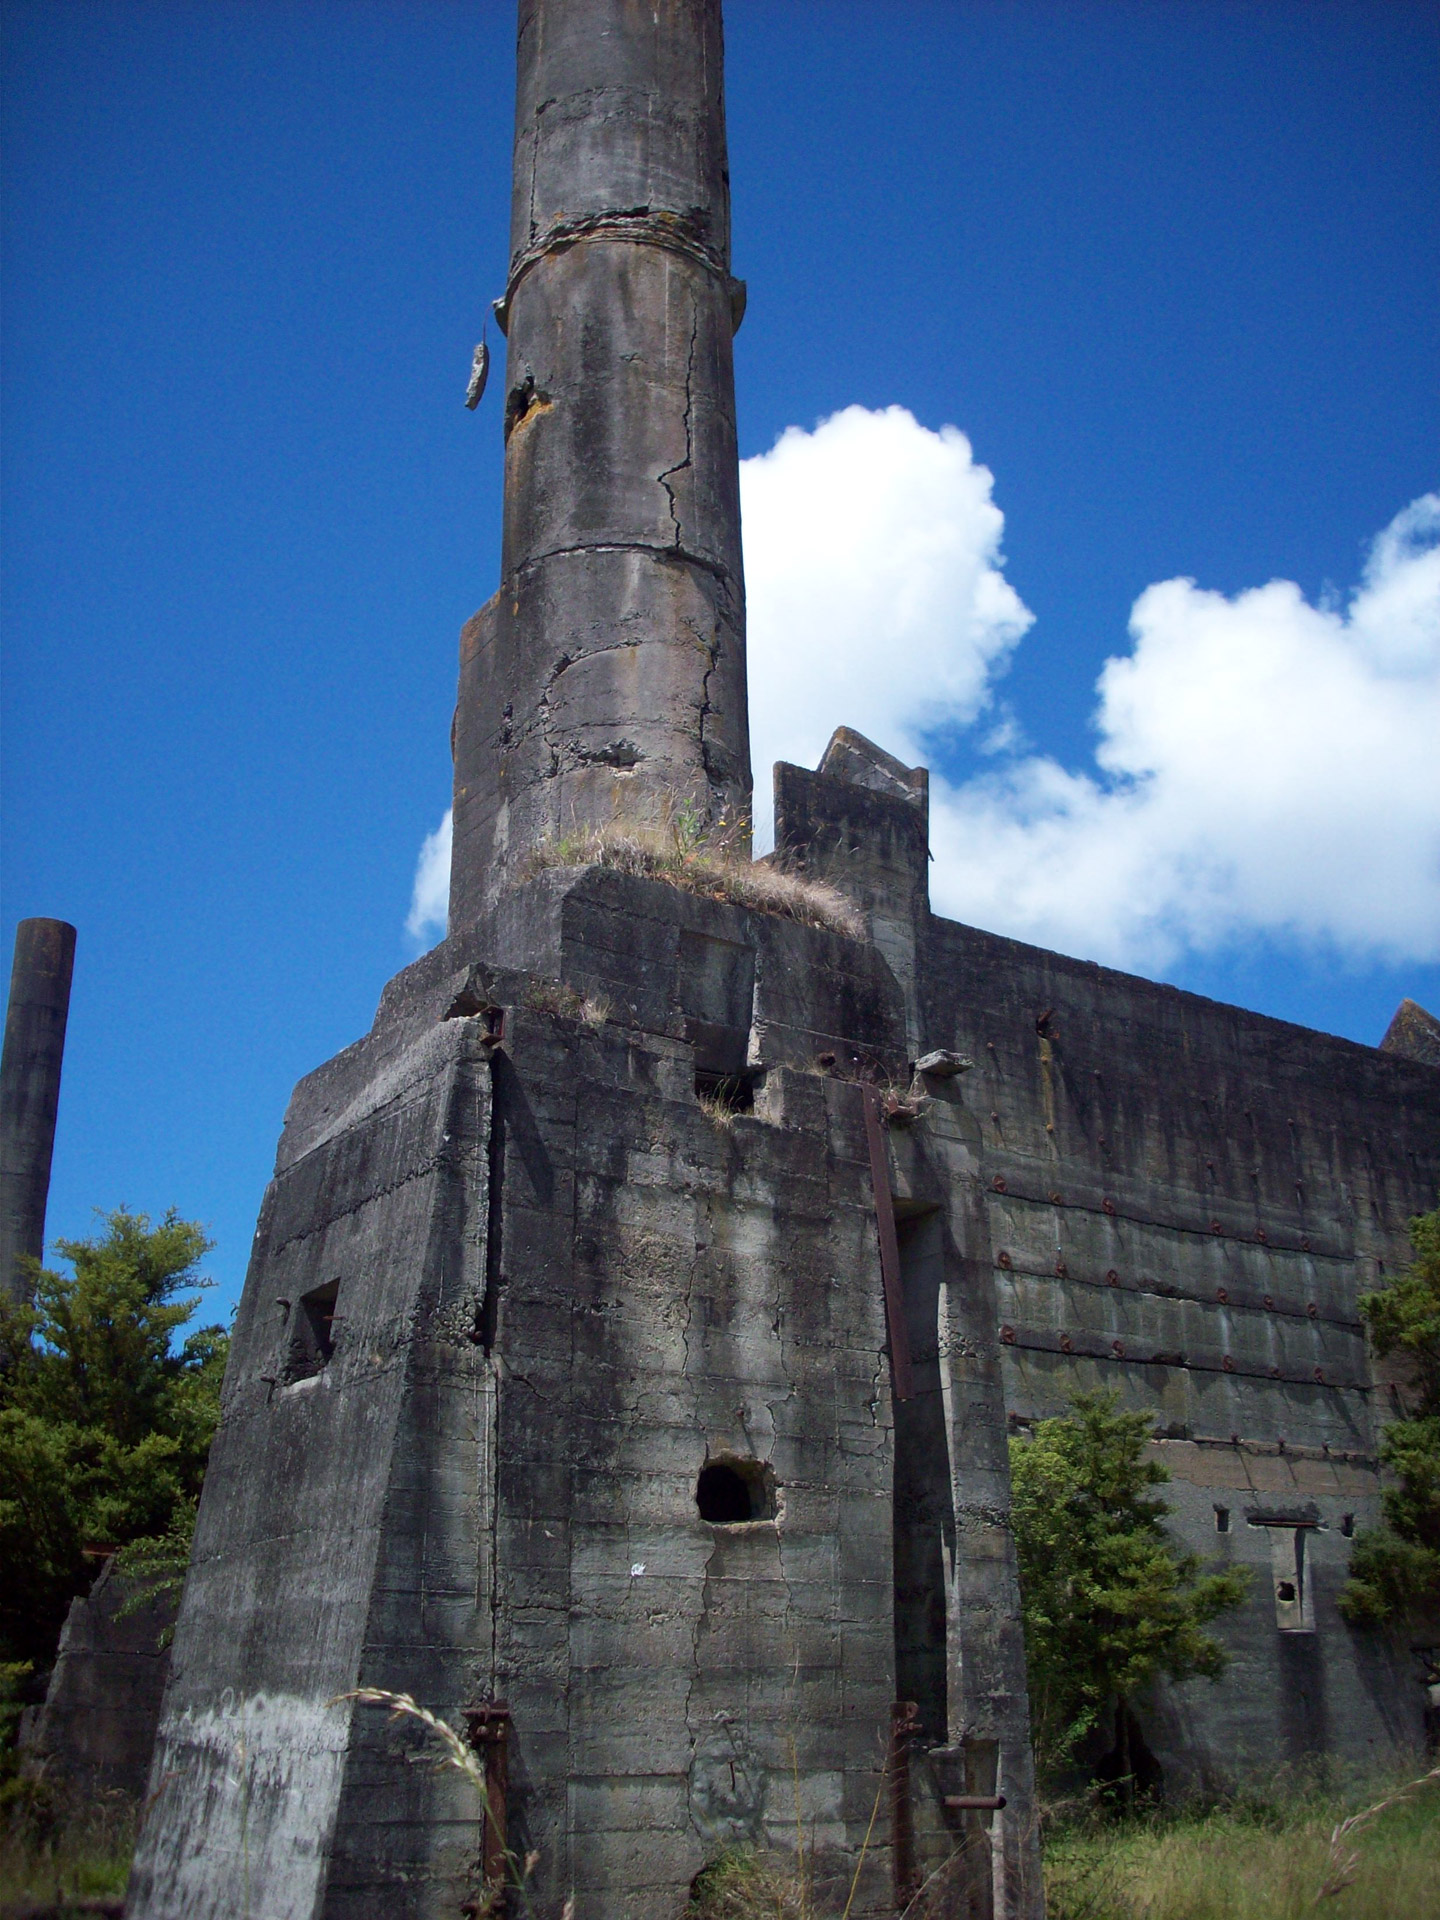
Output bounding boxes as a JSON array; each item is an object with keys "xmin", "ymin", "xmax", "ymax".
[
  {"xmin": 862, "ymin": 1085, "xmax": 913, "ymax": 1402},
  {"xmin": 890, "ymin": 1698, "xmax": 921, "ymax": 1911},
  {"xmin": 0, "ymin": 918, "xmax": 76, "ymax": 1305},
  {"xmin": 464, "ymin": 1702, "xmax": 512, "ymax": 1908}
]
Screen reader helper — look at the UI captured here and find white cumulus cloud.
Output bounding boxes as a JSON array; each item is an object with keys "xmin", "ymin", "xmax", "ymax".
[
  {"xmin": 925, "ymin": 492, "xmax": 1440, "ymax": 967},
  {"xmin": 406, "ymin": 807, "xmax": 452, "ymax": 942},
  {"xmin": 740, "ymin": 404, "xmax": 1033, "ymax": 847},
  {"xmin": 407, "ymin": 398, "xmax": 1439, "ymax": 974}
]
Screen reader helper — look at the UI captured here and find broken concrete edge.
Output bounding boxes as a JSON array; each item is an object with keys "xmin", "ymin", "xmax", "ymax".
[
  {"xmin": 1379, "ymin": 997, "xmax": 1440, "ymax": 1069},
  {"xmin": 279, "ymin": 865, "xmax": 915, "ymax": 1179}
]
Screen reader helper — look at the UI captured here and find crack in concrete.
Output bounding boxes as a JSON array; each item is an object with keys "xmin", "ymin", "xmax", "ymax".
[{"xmin": 656, "ymin": 300, "xmax": 699, "ymax": 550}]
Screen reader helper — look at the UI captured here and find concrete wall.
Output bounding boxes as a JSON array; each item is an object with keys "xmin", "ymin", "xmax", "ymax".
[
  {"xmin": 19, "ymin": 1559, "xmax": 172, "ymax": 1801},
  {"xmin": 129, "ymin": 1016, "xmax": 494, "ymax": 1919},
  {"xmin": 780, "ymin": 737, "xmax": 1440, "ymax": 1794},
  {"xmin": 920, "ymin": 910, "xmax": 1439, "ymax": 1782},
  {"xmin": 129, "ymin": 870, "xmax": 1043, "ymax": 1920}
]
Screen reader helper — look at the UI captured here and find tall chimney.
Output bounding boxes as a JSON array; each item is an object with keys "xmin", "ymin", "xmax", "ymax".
[
  {"xmin": 0, "ymin": 918, "xmax": 76, "ymax": 1304},
  {"xmin": 449, "ymin": 0, "xmax": 751, "ymax": 929}
]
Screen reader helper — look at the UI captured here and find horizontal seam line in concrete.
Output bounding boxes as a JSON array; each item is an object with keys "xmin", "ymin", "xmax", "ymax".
[
  {"xmin": 986, "ymin": 1184, "xmax": 1350, "ymax": 1256},
  {"xmin": 993, "ymin": 1263, "xmax": 1362, "ymax": 1328},
  {"xmin": 512, "ymin": 540, "xmax": 736, "ymax": 588}
]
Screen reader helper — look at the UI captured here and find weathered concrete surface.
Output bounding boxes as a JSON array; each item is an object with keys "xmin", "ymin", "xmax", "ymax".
[
  {"xmin": 450, "ymin": 0, "xmax": 750, "ymax": 928},
  {"xmin": 0, "ymin": 917, "xmax": 75, "ymax": 1303},
  {"xmin": 20, "ymin": 1559, "xmax": 172, "ymax": 1801},
  {"xmin": 1381, "ymin": 997, "xmax": 1440, "ymax": 1068},
  {"xmin": 128, "ymin": 1016, "xmax": 494, "ymax": 1918},
  {"xmin": 128, "ymin": 871, "xmax": 1044, "ymax": 1918},
  {"xmin": 779, "ymin": 729, "xmax": 1440, "ymax": 1791}
]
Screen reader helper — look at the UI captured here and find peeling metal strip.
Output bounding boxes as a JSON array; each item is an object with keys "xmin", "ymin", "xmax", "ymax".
[{"xmin": 862, "ymin": 1084, "xmax": 913, "ymax": 1402}]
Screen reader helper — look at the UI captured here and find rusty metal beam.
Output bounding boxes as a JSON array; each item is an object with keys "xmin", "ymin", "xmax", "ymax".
[
  {"xmin": 464, "ymin": 1701, "xmax": 512, "ymax": 1908},
  {"xmin": 890, "ymin": 1698, "xmax": 922, "ymax": 1910}
]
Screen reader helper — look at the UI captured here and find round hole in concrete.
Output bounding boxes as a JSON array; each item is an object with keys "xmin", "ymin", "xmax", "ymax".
[{"xmin": 696, "ymin": 1457, "xmax": 775, "ymax": 1524}]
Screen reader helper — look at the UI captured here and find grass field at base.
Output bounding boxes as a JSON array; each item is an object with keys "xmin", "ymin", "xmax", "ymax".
[
  {"xmin": 1043, "ymin": 1771, "xmax": 1440, "ymax": 1920},
  {"xmin": 2, "ymin": 1766, "xmax": 1436, "ymax": 1918}
]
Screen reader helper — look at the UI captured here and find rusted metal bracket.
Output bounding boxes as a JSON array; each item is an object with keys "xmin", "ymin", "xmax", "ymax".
[
  {"xmin": 464, "ymin": 1702, "xmax": 512, "ymax": 1908},
  {"xmin": 890, "ymin": 1699, "xmax": 922, "ymax": 1910},
  {"xmin": 861, "ymin": 1085, "xmax": 913, "ymax": 1402}
]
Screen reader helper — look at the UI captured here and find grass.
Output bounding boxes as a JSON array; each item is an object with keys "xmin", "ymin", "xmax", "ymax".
[
  {"xmin": 0, "ymin": 1779, "xmax": 133, "ymax": 1914},
  {"xmin": 520, "ymin": 977, "xmax": 611, "ymax": 1026},
  {"xmin": 684, "ymin": 1848, "xmax": 811, "ymax": 1919},
  {"xmin": 5, "ymin": 1750, "xmax": 1432, "ymax": 1920},
  {"xmin": 681, "ymin": 1767, "xmax": 1440, "ymax": 1920},
  {"xmin": 521, "ymin": 821, "xmax": 866, "ymax": 941},
  {"xmin": 1043, "ymin": 1765, "xmax": 1440, "ymax": 1920}
]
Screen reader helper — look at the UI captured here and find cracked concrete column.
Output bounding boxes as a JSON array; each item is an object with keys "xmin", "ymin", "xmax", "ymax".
[
  {"xmin": 450, "ymin": 0, "xmax": 751, "ymax": 928},
  {"xmin": 0, "ymin": 918, "xmax": 76, "ymax": 1305}
]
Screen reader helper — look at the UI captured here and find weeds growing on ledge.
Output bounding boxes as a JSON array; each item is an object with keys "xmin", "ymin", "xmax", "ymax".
[{"xmin": 521, "ymin": 820, "xmax": 865, "ymax": 941}]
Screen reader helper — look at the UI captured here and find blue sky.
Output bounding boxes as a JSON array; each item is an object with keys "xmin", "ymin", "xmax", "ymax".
[{"xmin": 3, "ymin": 0, "xmax": 1437, "ymax": 1316}]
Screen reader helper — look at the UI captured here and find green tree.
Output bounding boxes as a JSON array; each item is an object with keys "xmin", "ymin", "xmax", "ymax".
[
  {"xmin": 0, "ymin": 1209, "xmax": 227, "ymax": 1672},
  {"xmin": 1009, "ymin": 1390, "xmax": 1248, "ymax": 1785},
  {"xmin": 1340, "ymin": 1205, "xmax": 1440, "ymax": 1625}
]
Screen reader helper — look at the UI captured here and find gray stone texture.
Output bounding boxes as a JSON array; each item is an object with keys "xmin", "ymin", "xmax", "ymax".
[
  {"xmin": 450, "ymin": 0, "xmax": 750, "ymax": 929},
  {"xmin": 1381, "ymin": 996, "xmax": 1440, "ymax": 1068},
  {"xmin": 777, "ymin": 732, "xmax": 1440, "ymax": 1792},
  {"xmin": 128, "ymin": 871, "xmax": 1043, "ymax": 1917},
  {"xmin": 0, "ymin": 916, "xmax": 75, "ymax": 1304},
  {"xmin": 19, "ymin": 1559, "xmax": 172, "ymax": 1800}
]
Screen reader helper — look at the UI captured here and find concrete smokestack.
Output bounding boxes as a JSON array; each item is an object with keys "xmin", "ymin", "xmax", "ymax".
[
  {"xmin": 450, "ymin": 0, "xmax": 751, "ymax": 928},
  {"xmin": 0, "ymin": 918, "xmax": 76, "ymax": 1304}
]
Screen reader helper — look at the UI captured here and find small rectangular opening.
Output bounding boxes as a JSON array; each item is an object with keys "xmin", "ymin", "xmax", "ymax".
[
  {"xmin": 695, "ymin": 1069, "xmax": 757, "ymax": 1116},
  {"xmin": 284, "ymin": 1278, "xmax": 339, "ymax": 1383},
  {"xmin": 1268, "ymin": 1526, "xmax": 1314, "ymax": 1633},
  {"xmin": 1341, "ymin": 1513, "xmax": 1355, "ymax": 1538},
  {"xmin": 1214, "ymin": 1506, "xmax": 1230, "ymax": 1534}
]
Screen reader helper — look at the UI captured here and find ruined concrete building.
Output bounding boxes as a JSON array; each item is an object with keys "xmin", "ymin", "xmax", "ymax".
[{"xmin": 128, "ymin": 3, "xmax": 1440, "ymax": 1916}]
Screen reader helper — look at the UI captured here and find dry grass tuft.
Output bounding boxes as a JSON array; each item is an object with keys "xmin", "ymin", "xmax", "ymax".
[
  {"xmin": 520, "ymin": 979, "xmax": 610, "ymax": 1027},
  {"xmin": 697, "ymin": 1091, "xmax": 739, "ymax": 1131},
  {"xmin": 522, "ymin": 823, "xmax": 865, "ymax": 941},
  {"xmin": 683, "ymin": 1847, "xmax": 810, "ymax": 1919}
]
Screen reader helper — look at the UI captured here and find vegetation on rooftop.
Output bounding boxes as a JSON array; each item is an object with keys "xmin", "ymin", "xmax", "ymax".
[{"xmin": 520, "ymin": 810, "xmax": 866, "ymax": 941}]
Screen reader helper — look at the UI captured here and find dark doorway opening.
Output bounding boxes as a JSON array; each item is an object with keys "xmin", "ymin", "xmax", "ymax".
[{"xmin": 696, "ymin": 1457, "xmax": 775, "ymax": 1524}]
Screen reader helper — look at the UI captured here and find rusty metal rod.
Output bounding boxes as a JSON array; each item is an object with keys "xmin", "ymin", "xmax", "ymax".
[
  {"xmin": 464, "ymin": 1702, "xmax": 512, "ymax": 1905},
  {"xmin": 944, "ymin": 1793, "xmax": 1007, "ymax": 1810},
  {"xmin": 890, "ymin": 1699, "xmax": 921, "ymax": 1909}
]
